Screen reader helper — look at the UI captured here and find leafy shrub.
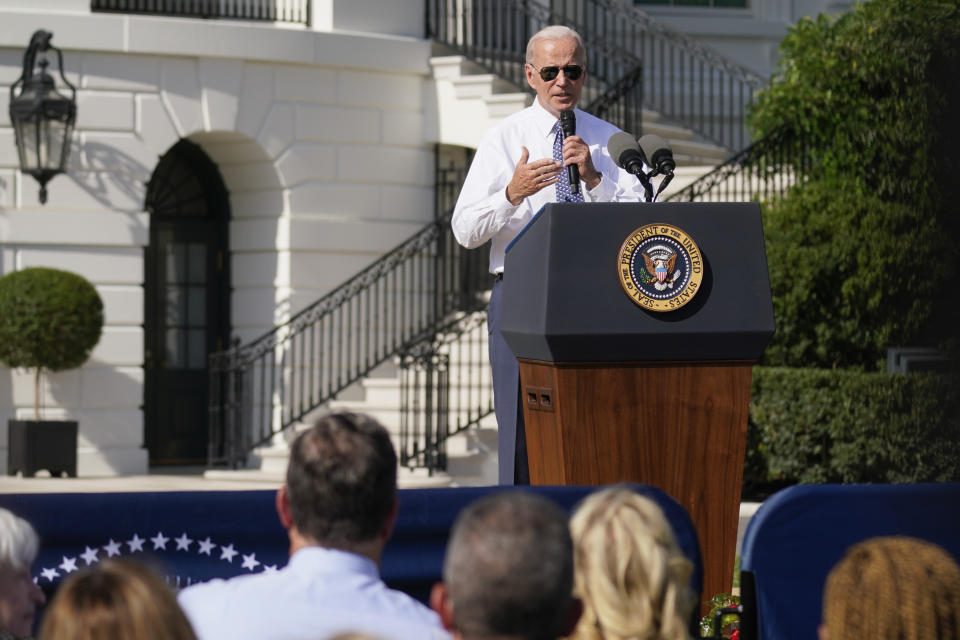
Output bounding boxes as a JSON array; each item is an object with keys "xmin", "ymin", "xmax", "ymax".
[
  {"xmin": 0, "ymin": 267, "xmax": 104, "ymax": 418},
  {"xmin": 761, "ymin": 179, "xmax": 955, "ymax": 370},
  {"xmin": 744, "ymin": 367, "xmax": 960, "ymax": 500}
]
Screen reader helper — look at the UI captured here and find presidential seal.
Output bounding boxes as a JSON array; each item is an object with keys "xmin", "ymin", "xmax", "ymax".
[{"xmin": 617, "ymin": 223, "xmax": 703, "ymax": 312}]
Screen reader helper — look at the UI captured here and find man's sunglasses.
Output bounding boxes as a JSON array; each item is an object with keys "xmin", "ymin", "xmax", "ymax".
[{"xmin": 530, "ymin": 64, "xmax": 584, "ymax": 82}]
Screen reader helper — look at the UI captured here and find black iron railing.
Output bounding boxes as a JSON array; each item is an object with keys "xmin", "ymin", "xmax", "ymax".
[
  {"xmin": 427, "ymin": 0, "xmax": 765, "ymax": 151},
  {"xmin": 208, "ymin": 148, "xmax": 482, "ymax": 468},
  {"xmin": 550, "ymin": 0, "xmax": 766, "ymax": 150},
  {"xmin": 91, "ymin": 0, "xmax": 310, "ymax": 24},
  {"xmin": 399, "ymin": 310, "xmax": 494, "ymax": 472},
  {"xmin": 427, "ymin": 0, "xmax": 646, "ymax": 135},
  {"xmin": 666, "ymin": 126, "xmax": 811, "ymax": 203}
]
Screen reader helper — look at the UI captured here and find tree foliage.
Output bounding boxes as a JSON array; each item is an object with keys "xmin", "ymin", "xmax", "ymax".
[
  {"xmin": 748, "ymin": 0, "xmax": 960, "ymax": 369},
  {"xmin": 748, "ymin": 0, "xmax": 960, "ymax": 206}
]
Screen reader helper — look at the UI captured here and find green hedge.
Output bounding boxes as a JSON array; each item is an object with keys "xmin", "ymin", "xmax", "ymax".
[{"xmin": 743, "ymin": 367, "xmax": 960, "ymax": 500}]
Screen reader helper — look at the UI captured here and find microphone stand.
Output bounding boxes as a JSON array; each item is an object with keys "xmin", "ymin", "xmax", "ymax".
[
  {"xmin": 623, "ymin": 165, "xmax": 654, "ymax": 202},
  {"xmin": 653, "ymin": 170, "xmax": 674, "ymax": 202}
]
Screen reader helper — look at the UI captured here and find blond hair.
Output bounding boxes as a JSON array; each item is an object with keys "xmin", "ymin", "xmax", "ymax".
[
  {"xmin": 822, "ymin": 536, "xmax": 960, "ymax": 640},
  {"xmin": 568, "ymin": 488, "xmax": 694, "ymax": 640},
  {"xmin": 38, "ymin": 559, "xmax": 197, "ymax": 640}
]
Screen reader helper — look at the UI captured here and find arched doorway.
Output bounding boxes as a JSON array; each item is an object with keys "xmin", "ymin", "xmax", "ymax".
[{"xmin": 144, "ymin": 139, "xmax": 231, "ymax": 465}]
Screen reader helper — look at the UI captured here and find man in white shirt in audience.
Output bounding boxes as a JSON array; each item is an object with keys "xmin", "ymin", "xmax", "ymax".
[{"xmin": 178, "ymin": 412, "xmax": 450, "ymax": 640}]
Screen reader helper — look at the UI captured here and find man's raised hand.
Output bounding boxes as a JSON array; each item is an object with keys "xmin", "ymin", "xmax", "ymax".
[{"xmin": 505, "ymin": 146, "xmax": 561, "ymax": 205}]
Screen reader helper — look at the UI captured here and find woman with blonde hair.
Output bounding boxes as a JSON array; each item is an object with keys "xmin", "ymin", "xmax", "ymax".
[
  {"xmin": 567, "ymin": 487, "xmax": 696, "ymax": 640},
  {"xmin": 820, "ymin": 536, "xmax": 960, "ymax": 640},
  {"xmin": 38, "ymin": 559, "xmax": 196, "ymax": 640}
]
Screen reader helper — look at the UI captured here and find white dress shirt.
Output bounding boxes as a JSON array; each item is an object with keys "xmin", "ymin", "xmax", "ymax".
[
  {"xmin": 451, "ymin": 98, "xmax": 647, "ymax": 274},
  {"xmin": 178, "ymin": 547, "xmax": 450, "ymax": 640}
]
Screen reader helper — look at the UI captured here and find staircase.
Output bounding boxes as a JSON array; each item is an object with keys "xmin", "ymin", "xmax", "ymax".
[{"xmin": 206, "ymin": 316, "xmax": 500, "ymax": 487}]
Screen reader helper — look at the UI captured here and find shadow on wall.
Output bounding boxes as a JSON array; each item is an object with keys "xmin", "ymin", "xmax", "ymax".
[
  {"xmin": 0, "ymin": 361, "xmax": 146, "ymax": 476},
  {"xmin": 72, "ymin": 141, "xmax": 152, "ymax": 210}
]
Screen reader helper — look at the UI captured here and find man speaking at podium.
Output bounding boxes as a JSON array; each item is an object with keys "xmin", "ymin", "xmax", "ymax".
[{"xmin": 451, "ymin": 25, "xmax": 647, "ymax": 485}]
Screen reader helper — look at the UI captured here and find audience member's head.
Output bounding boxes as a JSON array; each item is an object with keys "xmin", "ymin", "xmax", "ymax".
[
  {"xmin": 820, "ymin": 536, "xmax": 960, "ymax": 640},
  {"xmin": 431, "ymin": 490, "xmax": 580, "ymax": 640},
  {"xmin": 277, "ymin": 412, "xmax": 398, "ymax": 555},
  {"xmin": 0, "ymin": 508, "xmax": 44, "ymax": 638},
  {"xmin": 567, "ymin": 487, "xmax": 695, "ymax": 640},
  {"xmin": 37, "ymin": 558, "xmax": 196, "ymax": 640}
]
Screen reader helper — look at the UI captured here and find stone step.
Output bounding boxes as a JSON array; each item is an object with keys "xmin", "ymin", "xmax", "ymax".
[
  {"xmin": 204, "ymin": 465, "xmax": 455, "ymax": 489},
  {"xmin": 451, "ymin": 73, "xmax": 518, "ymax": 100},
  {"xmin": 485, "ymin": 92, "xmax": 532, "ymax": 117}
]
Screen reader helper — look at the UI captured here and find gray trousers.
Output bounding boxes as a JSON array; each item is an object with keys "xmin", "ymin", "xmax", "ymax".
[{"xmin": 488, "ymin": 278, "xmax": 529, "ymax": 485}]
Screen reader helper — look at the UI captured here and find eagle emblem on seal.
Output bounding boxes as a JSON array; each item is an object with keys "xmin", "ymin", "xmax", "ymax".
[{"xmin": 642, "ymin": 245, "xmax": 680, "ymax": 291}]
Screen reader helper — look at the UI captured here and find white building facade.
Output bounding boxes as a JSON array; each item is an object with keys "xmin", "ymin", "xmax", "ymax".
[{"xmin": 0, "ymin": 0, "xmax": 847, "ymax": 477}]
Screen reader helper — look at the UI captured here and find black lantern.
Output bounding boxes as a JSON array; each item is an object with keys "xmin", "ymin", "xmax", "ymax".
[{"xmin": 8, "ymin": 30, "xmax": 77, "ymax": 205}]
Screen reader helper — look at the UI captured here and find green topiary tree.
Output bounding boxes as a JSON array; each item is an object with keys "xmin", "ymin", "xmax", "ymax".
[
  {"xmin": 748, "ymin": 0, "xmax": 960, "ymax": 370},
  {"xmin": 0, "ymin": 267, "xmax": 104, "ymax": 420}
]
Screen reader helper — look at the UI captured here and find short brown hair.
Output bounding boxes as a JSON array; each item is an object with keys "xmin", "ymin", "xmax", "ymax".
[
  {"xmin": 38, "ymin": 559, "xmax": 196, "ymax": 640},
  {"xmin": 285, "ymin": 412, "xmax": 397, "ymax": 548}
]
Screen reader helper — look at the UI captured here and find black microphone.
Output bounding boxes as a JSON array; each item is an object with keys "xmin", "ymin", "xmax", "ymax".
[
  {"xmin": 607, "ymin": 132, "xmax": 647, "ymax": 176},
  {"xmin": 637, "ymin": 134, "xmax": 676, "ymax": 176},
  {"xmin": 559, "ymin": 109, "xmax": 580, "ymax": 194},
  {"xmin": 607, "ymin": 132, "xmax": 653, "ymax": 202}
]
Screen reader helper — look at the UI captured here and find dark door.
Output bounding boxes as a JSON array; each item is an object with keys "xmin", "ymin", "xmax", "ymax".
[{"xmin": 144, "ymin": 140, "xmax": 230, "ymax": 464}]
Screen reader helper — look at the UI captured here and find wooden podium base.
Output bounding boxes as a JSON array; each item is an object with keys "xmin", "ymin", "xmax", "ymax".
[{"xmin": 519, "ymin": 359, "xmax": 752, "ymax": 608}]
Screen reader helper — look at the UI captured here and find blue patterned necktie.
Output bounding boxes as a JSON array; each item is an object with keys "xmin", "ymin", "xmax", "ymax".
[{"xmin": 552, "ymin": 120, "xmax": 584, "ymax": 203}]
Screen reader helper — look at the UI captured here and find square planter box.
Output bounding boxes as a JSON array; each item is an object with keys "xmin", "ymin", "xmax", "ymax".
[{"xmin": 7, "ymin": 420, "xmax": 77, "ymax": 477}]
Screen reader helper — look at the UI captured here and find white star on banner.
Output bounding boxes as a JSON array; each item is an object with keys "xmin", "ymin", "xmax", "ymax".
[
  {"xmin": 40, "ymin": 568, "xmax": 59, "ymax": 582},
  {"xmin": 58, "ymin": 557, "xmax": 78, "ymax": 573},
  {"xmin": 174, "ymin": 533, "xmax": 193, "ymax": 551},
  {"xmin": 127, "ymin": 534, "xmax": 145, "ymax": 553},
  {"xmin": 264, "ymin": 565, "xmax": 278, "ymax": 573},
  {"xmin": 241, "ymin": 553, "xmax": 260, "ymax": 571},
  {"xmin": 103, "ymin": 539, "xmax": 122, "ymax": 558},
  {"xmin": 197, "ymin": 538, "xmax": 215, "ymax": 556},
  {"xmin": 150, "ymin": 532, "xmax": 170, "ymax": 550},
  {"xmin": 219, "ymin": 544, "xmax": 238, "ymax": 563},
  {"xmin": 81, "ymin": 546, "xmax": 100, "ymax": 565}
]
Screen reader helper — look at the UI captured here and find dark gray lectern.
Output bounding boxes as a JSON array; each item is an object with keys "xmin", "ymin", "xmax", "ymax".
[{"xmin": 500, "ymin": 202, "xmax": 774, "ymax": 606}]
